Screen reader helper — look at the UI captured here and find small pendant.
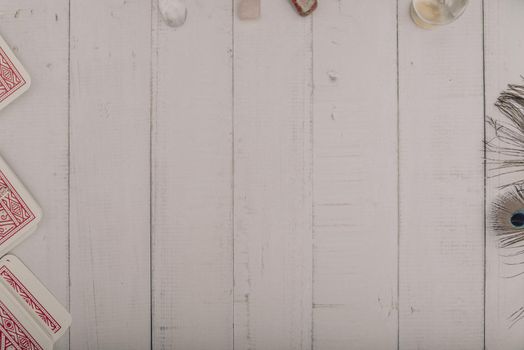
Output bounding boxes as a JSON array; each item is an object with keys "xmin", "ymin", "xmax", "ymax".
[{"xmin": 290, "ymin": 0, "xmax": 317, "ymax": 16}]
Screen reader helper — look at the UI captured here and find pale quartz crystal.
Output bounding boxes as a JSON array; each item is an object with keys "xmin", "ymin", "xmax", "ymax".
[
  {"xmin": 411, "ymin": 0, "xmax": 468, "ymax": 29},
  {"xmin": 159, "ymin": 0, "xmax": 187, "ymax": 28},
  {"xmin": 238, "ymin": 0, "xmax": 260, "ymax": 20}
]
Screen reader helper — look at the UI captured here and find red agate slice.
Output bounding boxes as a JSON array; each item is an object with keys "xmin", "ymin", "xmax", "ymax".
[{"xmin": 291, "ymin": 0, "xmax": 318, "ymax": 16}]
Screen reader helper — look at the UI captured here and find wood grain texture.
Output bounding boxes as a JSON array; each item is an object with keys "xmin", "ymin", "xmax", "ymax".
[
  {"xmin": 485, "ymin": 0, "xmax": 524, "ymax": 348},
  {"xmin": 69, "ymin": 0, "xmax": 151, "ymax": 348},
  {"xmin": 398, "ymin": 0, "xmax": 485, "ymax": 348},
  {"xmin": 312, "ymin": 1, "xmax": 398, "ymax": 349},
  {"xmin": 0, "ymin": 1, "xmax": 70, "ymax": 349},
  {"xmin": 1, "ymin": 1, "xmax": 522, "ymax": 348},
  {"xmin": 233, "ymin": 0, "xmax": 313, "ymax": 348},
  {"xmin": 151, "ymin": 0, "xmax": 234, "ymax": 349}
]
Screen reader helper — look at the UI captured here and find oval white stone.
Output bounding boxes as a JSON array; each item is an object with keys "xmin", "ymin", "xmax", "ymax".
[{"xmin": 159, "ymin": 0, "xmax": 187, "ymax": 28}]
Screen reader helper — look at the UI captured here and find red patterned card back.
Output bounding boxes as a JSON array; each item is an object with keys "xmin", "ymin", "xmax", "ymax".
[
  {"xmin": 0, "ymin": 48, "xmax": 26, "ymax": 104},
  {"xmin": 0, "ymin": 256, "xmax": 71, "ymax": 346},
  {"xmin": 0, "ymin": 300, "xmax": 43, "ymax": 350},
  {"xmin": 0, "ymin": 170, "xmax": 36, "ymax": 246},
  {"xmin": 0, "ymin": 267, "xmax": 60, "ymax": 335}
]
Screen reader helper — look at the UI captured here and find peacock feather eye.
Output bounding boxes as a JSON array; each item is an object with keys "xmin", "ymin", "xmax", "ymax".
[
  {"xmin": 491, "ymin": 187, "xmax": 524, "ymax": 249},
  {"xmin": 511, "ymin": 210, "xmax": 524, "ymax": 229},
  {"xmin": 488, "ymin": 81, "xmax": 524, "ymax": 328}
]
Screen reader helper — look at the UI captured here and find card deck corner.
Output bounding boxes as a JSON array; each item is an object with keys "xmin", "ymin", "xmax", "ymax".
[
  {"xmin": 0, "ymin": 254, "xmax": 71, "ymax": 349},
  {"xmin": 0, "ymin": 32, "xmax": 31, "ymax": 112},
  {"xmin": 0, "ymin": 153, "xmax": 42, "ymax": 256}
]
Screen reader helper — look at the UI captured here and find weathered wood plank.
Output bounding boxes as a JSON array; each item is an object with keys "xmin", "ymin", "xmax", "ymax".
[
  {"xmin": 69, "ymin": 0, "xmax": 151, "ymax": 348},
  {"xmin": 233, "ymin": 1, "xmax": 313, "ymax": 348},
  {"xmin": 398, "ymin": 0, "xmax": 485, "ymax": 348},
  {"xmin": 151, "ymin": 0, "xmax": 234, "ymax": 349},
  {"xmin": 485, "ymin": 0, "xmax": 524, "ymax": 348},
  {"xmin": 312, "ymin": 1, "xmax": 398, "ymax": 349},
  {"xmin": 0, "ymin": 1, "xmax": 70, "ymax": 349}
]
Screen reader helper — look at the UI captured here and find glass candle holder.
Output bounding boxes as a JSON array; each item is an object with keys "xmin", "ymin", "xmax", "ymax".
[{"xmin": 411, "ymin": 0, "xmax": 469, "ymax": 29}]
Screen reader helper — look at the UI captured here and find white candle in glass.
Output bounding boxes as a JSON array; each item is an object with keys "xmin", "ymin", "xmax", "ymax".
[{"xmin": 411, "ymin": 0, "xmax": 469, "ymax": 29}]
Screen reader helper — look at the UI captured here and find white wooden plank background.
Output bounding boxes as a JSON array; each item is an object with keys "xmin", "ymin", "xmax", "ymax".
[
  {"xmin": 398, "ymin": 0, "xmax": 485, "ymax": 348},
  {"xmin": 0, "ymin": 0, "xmax": 523, "ymax": 349},
  {"xmin": 485, "ymin": 1, "xmax": 524, "ymax": 349},
  {"xmin": 0, "ymin": 1, "xmax": 69, "ymax": 349},
  {"xmin": 312, "ymin": 1, "xmax": 398, "ymax": 349},
  {"xmin": 69, "ymin": 0, "xmax": 151, "ymax": 349},
  {"xmin": 152, "ymin": 0, "xmax": 233, "ymax": 348},
  {"xmin": 233, "ymin": 1, "xmax": 312, "ymax": 349}
]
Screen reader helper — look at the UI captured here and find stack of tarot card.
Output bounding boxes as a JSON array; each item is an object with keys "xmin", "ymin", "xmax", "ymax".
[{"xmin": 0, "ymin": 33, "xmax": 71, "ymax": 349}]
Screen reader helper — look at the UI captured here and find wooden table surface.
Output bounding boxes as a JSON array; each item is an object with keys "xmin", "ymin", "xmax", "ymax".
[{"xmin": 0, "ymin": 0, "xmax": 523, "ymax": 349}]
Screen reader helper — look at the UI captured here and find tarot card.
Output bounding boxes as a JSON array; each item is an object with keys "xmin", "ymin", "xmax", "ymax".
[
  {"xmin": 0, "ymin": 255, "xmax": 71, "ymax": 349},
  {"xmin": 0, "ymin": 154, "xmax": 42, "ymax": 256},
  {"xmin": 0, "ymin": 282, "xmax": 53, "ymax": 350},
  {"xmin": 0, "ymin": 33, "xmax": 30, "ymax": 112}
]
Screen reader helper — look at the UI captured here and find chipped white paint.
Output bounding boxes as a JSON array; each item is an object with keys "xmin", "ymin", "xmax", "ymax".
[
  {"xmin": 159, "ymin": 0, "xmax": 187, "ymax": 28},
  {"xmin": 6, "ymin": 0, "xmax": 524, "ymax": 349}
]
